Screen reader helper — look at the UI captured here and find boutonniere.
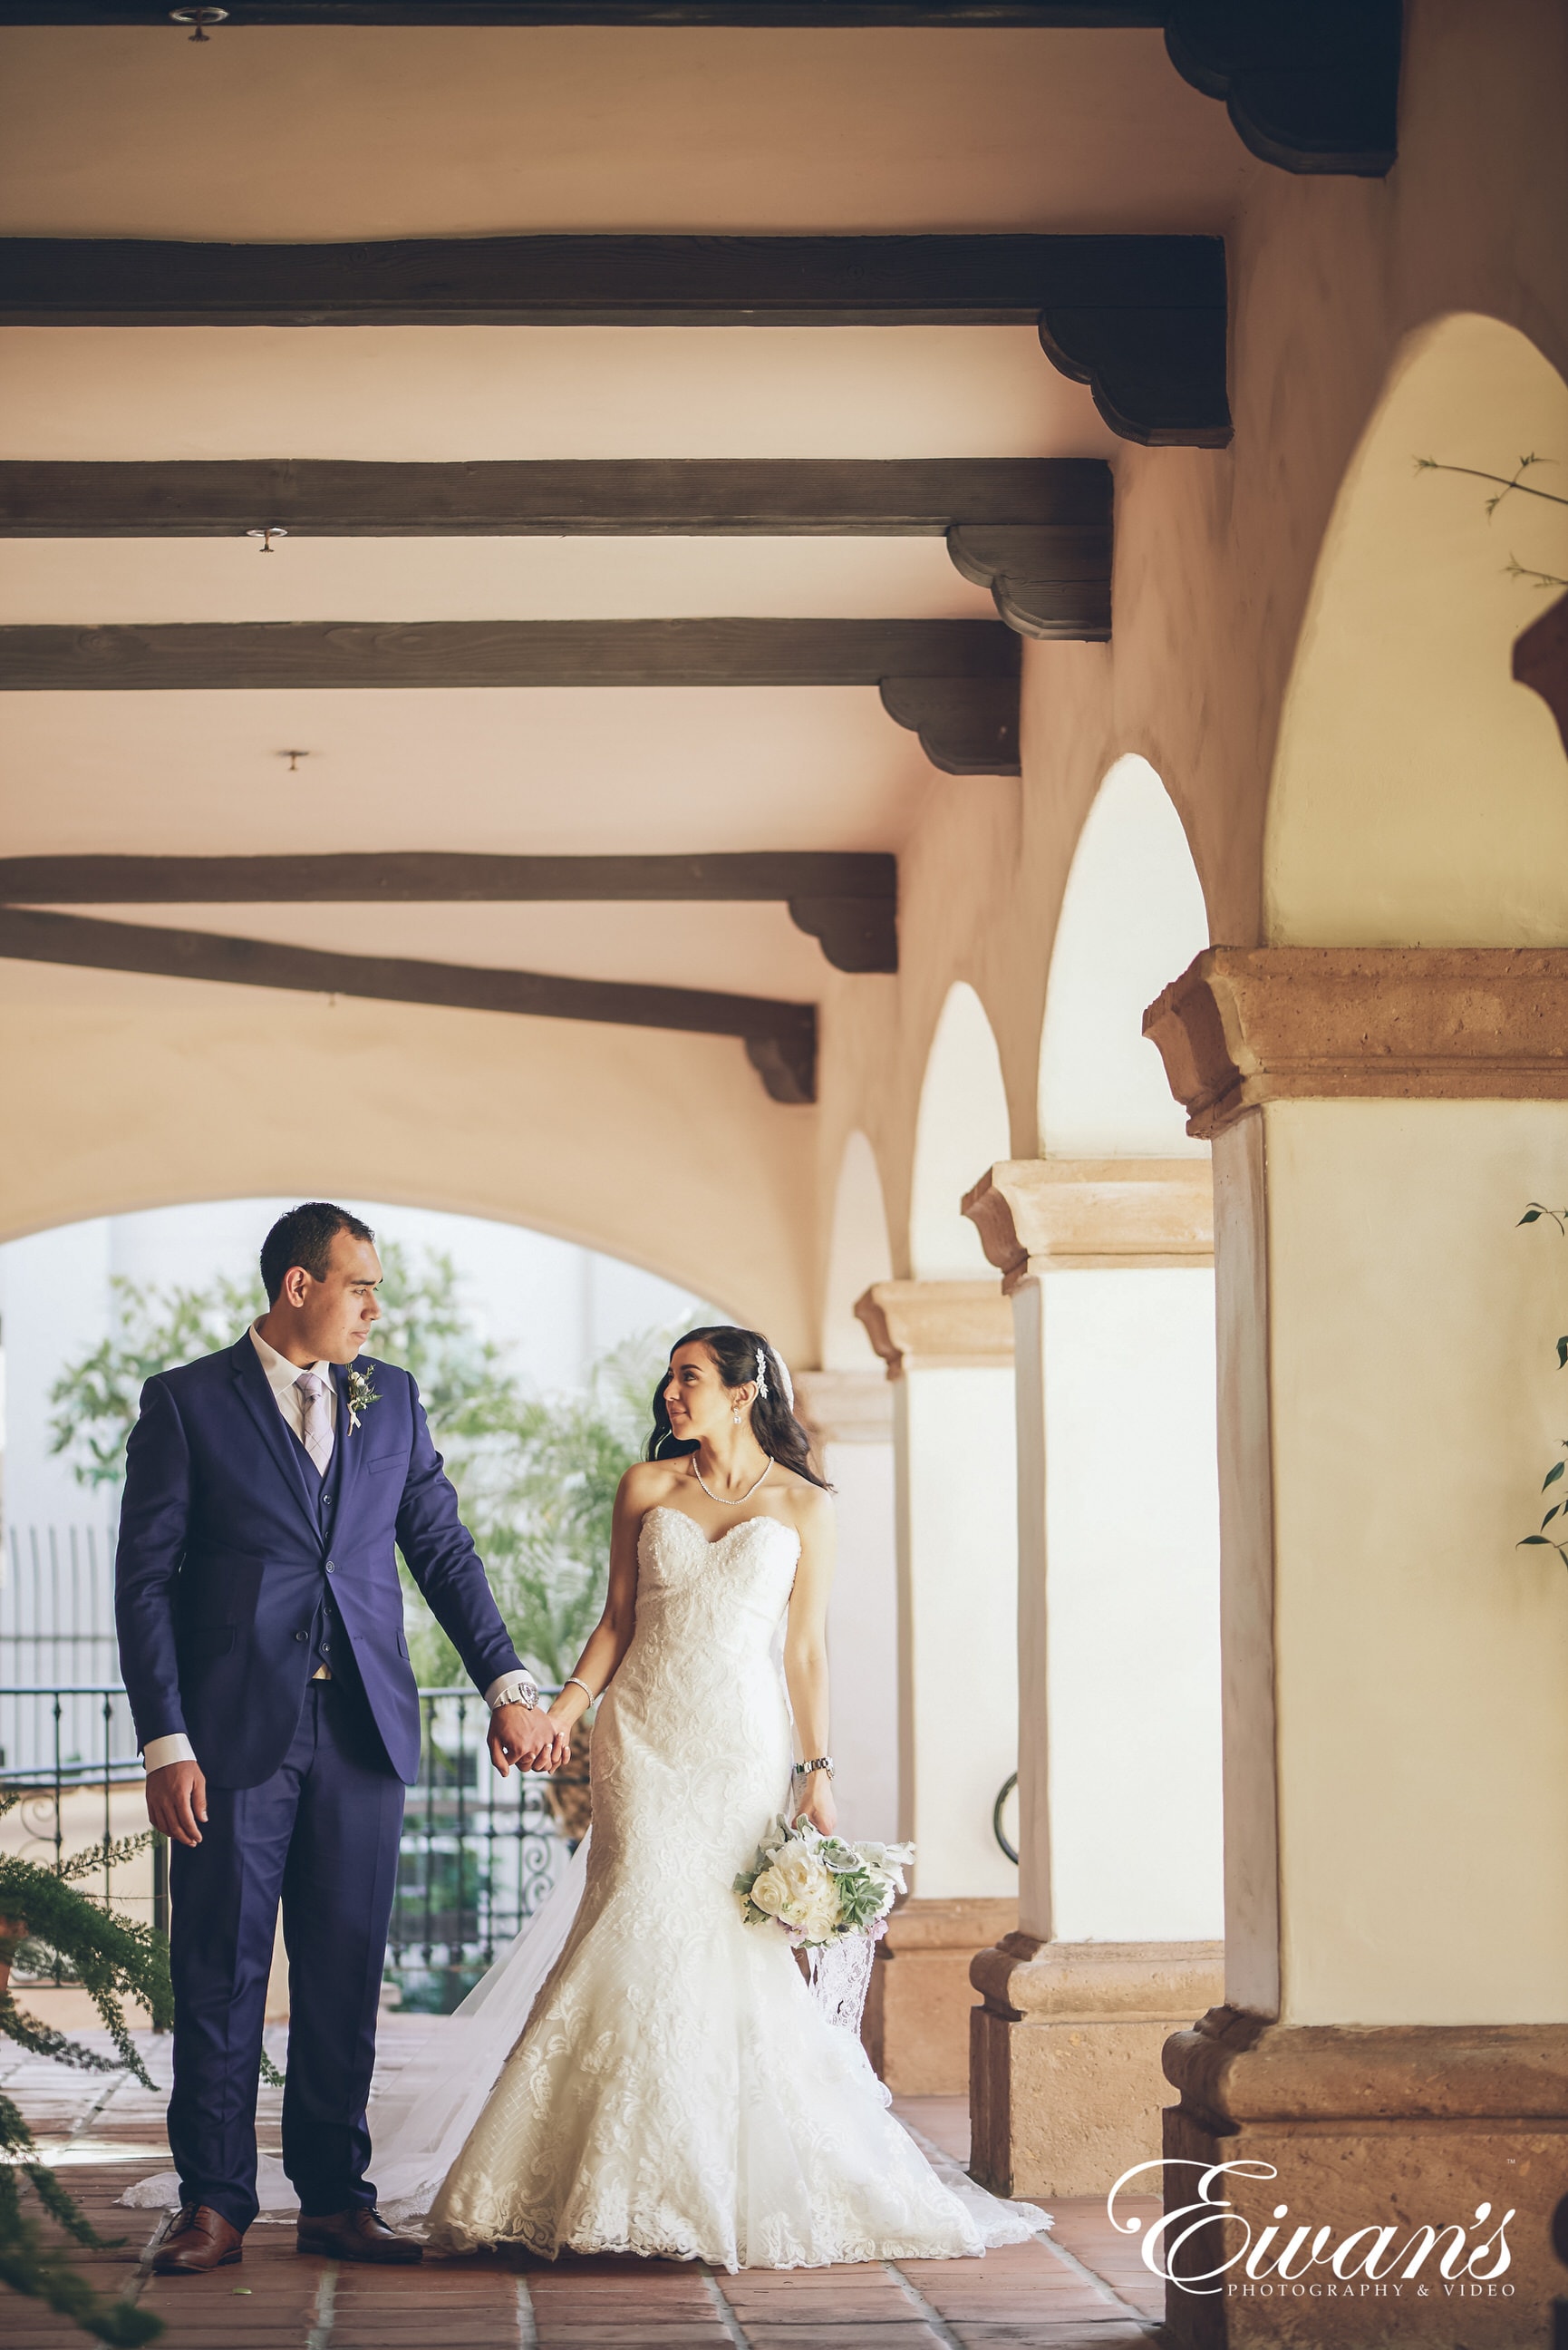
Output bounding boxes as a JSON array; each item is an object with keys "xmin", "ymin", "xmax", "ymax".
[{"xmin": 346, "ymin": 1366, "xmax": 381, "ymax": 1433}]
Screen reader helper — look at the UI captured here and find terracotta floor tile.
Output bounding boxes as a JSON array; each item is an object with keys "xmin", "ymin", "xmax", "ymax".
[{"xmin": 5, "ymin": 2042, "xmax": 1172, "ymax": 2350}]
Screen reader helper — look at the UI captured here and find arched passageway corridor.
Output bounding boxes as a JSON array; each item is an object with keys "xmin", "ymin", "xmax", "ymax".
[{"xmin": 3, "ymin": 10, "xmax": 1566, "ymax": 2345}]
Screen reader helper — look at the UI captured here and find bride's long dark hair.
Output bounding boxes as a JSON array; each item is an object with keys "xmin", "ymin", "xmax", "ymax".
[{"xmin": 646, "ymin": 1325, "xmax": 830, "ymax": 1491}]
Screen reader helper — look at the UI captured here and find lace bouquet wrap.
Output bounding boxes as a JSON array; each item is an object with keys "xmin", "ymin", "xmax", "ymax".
[{"xmin": 734, "ymin": 1819, "xmax": 914, "ymax": 2034}]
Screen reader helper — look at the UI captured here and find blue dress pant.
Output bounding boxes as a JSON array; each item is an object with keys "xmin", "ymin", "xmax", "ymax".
[{"xmin": 167, "ymin": 1677, "xmax": 405, "ymax": 2230}]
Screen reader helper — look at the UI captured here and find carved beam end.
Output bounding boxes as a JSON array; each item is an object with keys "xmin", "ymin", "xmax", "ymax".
[
  {"xmin": 1038, "ymin": 307, "xmax": 1231, "ymax": 451},
  {"xmin": 878, "ymin": 675, "xmax": 1021, "ymax": 777},
  {"xmin": 945, "ymin": 523, "xmax": 1111, "ymax": 641},
  {"xmin": 1164, "ymin": 2, "xmax": 1402, "ymax": 180},
  {"xmin": 786, "ymin": 895, "xmax": 897, "ymax": 975},
  {"xmin": 745, "ymin": 1026, "xmax": 817, "ymax": 1106}
]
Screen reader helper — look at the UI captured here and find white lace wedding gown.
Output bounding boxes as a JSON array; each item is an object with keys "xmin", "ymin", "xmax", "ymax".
[{"xmin": 421, "ymin": 1505, "xmax": 1045, "ymax": 2267}]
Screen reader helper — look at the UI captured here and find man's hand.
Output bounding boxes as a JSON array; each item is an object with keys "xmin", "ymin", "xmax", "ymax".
[
  {"xmin": 487, "ymin": 1702, "xmax": 559, "ymax": 1779},
  {"xmin": 146, "ymin": 1759, "xmax": 208, "ymax": 1848}
]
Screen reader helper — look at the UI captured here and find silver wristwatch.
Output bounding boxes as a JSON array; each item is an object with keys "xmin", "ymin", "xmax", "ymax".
[{"xmin": 793, "ymin": 1754, "xmax": 834, "ymax": 1779}]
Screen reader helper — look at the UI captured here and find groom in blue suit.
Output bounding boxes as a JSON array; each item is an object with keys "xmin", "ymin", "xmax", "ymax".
[{"xmin": 116, "ymin": 1201, "xmax": 556, "ymax": 2274}]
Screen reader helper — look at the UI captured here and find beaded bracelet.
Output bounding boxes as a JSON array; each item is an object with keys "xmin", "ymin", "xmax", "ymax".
[{"xmin": 793, "ymin": 1755, "xmax": 834, "ymax": 1779}]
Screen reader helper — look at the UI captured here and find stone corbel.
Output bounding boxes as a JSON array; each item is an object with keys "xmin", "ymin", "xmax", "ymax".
[
  {"xmin": 1143, "ymin": 946, "xmax": 1568, "ymax": 1141},
  {"xmin": 963, "ymin": 1158, "xmax": 1214, "ymax": 1290},
  {"xmin": 876, "ymin": 676, "xmax": 1021, "ymax": 777},
  {"xmin": 854, "ymin": 1279, "xmax": 1014, "ymax": 1381}
]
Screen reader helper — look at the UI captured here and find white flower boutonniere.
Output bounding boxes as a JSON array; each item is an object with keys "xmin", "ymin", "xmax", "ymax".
[{"xmin": 346, "ymin": 1366, "xmax": 381, "ymax": 1433}]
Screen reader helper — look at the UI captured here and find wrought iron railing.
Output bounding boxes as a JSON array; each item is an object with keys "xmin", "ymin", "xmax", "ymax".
[
  {"xmin": 388, "ymin": 1685, "xmax": 586, "ymax": 2011},
  {"xmin": 993, "ymin": 1770, "xmax": 1019, "ymax": 1863},
  {"xmin": 0, "ymin": 1679, "xmax": 586, "ymax": 2012}
]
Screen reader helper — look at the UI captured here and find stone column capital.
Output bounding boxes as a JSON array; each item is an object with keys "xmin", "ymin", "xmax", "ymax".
[
  {"xmin": 853, "ymin": 1278, "xmax": 1014, "ymax": 1381},
  {"xmin": 1143, "ymin": 946, "xmax": 1568, "ymax": 1140},
  {"xmin": 962, "ymin": 1158, "xmax": 1213, "ymax": 1290},
  {"xmin": 789, "ymin": 1368, "xmax": 895, "ymax": 1446}
]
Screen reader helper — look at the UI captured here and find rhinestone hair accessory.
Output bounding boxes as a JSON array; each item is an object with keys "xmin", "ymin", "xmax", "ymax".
[{"xmin": 755, "ymin": 1348, "xmax": 769, "ymax": 1399}]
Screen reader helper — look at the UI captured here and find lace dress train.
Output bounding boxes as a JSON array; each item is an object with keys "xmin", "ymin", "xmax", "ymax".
[{"xmin": 422, "ymin": 1507, "xmax": 1047, "ymax": 2269}]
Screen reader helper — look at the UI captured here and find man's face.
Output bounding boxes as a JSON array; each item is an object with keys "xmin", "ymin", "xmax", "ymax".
[{"xmin": 291, "ymin": 1229, "xmax": 383, "ymax": 1364}]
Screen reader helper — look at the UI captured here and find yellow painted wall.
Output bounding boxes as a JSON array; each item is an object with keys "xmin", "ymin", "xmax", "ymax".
[
  {"xmin": 1265, "ymin": 313, "xmax": 1568, "ymax": 948},
  {"xmin": 1265, "ymin": 1098, "xmax": 1568, "ymax": 2025}
]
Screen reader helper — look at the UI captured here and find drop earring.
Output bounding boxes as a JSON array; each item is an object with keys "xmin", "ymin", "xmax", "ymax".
[{"xmin": 732, "ymin": 1407, "xmax": 742, "ymax": 1423}]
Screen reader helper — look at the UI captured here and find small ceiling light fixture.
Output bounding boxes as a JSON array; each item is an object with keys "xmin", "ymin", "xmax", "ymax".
[
  {"xmin": 247, "ymin": 526, "xmax": 288, "ymax": 556},
  {"xmin": 279, "ymin": 750, "xmax": 310, "ymax": 773},
  {"xmin": 170, "ymin": 6, "xmax": 228, "ymax": 39}
]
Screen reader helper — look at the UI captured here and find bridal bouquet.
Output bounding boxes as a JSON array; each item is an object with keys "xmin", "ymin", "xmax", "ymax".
[{"xmin": 734, "ymin": 1818, "xmax": 914, "ymax": 1949}]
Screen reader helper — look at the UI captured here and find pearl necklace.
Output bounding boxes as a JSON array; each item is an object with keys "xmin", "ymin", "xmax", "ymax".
[{"xmin": 690, "ymin": 1455, "xmax": 772, "ymax": 1506}]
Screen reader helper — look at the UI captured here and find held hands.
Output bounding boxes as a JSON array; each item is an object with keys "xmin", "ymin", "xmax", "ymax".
[
  {"xmin": 146, "ymin": 1759, "xmax": 208, "ymax": 1848},
  {"xmin": 488, "ymin": 1700, "xmax": 571, "ymax": 1779},
  {"xmin": 793, "ymin": 1770, "xmax": 837, "ymax": 1838}
]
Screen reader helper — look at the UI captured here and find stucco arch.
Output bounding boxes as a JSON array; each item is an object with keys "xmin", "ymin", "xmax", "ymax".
[
  {"xmin": 1265, "ymin": 311, "xmax": 1568, "ymax": 947},
  {"xmin": 820, "ymin": 1129, "xmax": 893, "ymax": 1372},
  {"xmin": 0, "ymin": 963, "xmax": 815, "ymax": 1360},
  {"xmin": 1037, "ymin": 752, "xmax": 1210, "ymax": 1158},
  {"xmin": 907, "ymin": 981, "xmax": 1011, "ymax": 1278}
]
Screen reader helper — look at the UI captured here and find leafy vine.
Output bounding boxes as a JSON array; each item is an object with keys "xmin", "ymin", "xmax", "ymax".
[
  {"xmin": 1517, "ymin": 1202, "xmax": 1568, "ymax": 1572},
  {"xmin": 1416, "ymin": 454, "xmax": 1567, "ymax": 593}
]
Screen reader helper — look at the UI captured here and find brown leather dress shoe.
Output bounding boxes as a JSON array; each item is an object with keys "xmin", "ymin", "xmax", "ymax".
[
  {"xmin": 151, "ymin": 2204, "xmax": 244, "ymax": 2274},
  {"xmin": 296, "ymin": 2205, "xmax": 423, "ymax": 2263}
]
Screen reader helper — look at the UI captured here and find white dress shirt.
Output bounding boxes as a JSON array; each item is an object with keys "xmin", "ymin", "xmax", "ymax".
[{"xmin": 141, "ymin": 1325, "xmax": 537, "ymax": 1773}]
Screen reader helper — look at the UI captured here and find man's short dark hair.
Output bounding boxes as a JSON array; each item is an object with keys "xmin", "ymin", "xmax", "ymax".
[{"xmin": 259, "ymin": 1202, "xmax": 375, "ymax": 1305}]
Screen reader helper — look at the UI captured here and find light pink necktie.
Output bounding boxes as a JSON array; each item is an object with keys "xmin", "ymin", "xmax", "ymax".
[{"xmin": 294, "ymin": 1370, "xmax": 334, "ymax": 1478}]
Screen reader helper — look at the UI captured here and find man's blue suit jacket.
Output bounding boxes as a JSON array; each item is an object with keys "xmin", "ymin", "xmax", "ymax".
[{"xmin": 114, "ymin": 1334, "xmax": 526, "ymax": 1788}]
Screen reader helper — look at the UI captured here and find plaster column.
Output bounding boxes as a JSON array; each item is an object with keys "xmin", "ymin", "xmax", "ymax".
[
  {"xmin": 791, "ymin": 1369, "xmax": 898, "ymax": 1848},
  {"xmin": 1139, "ymin": 949, "xmax": 1568, "ymax": 2349},
  {"xmin": 961, "ymin": 1160, "xmax": 1225, "ymax": 2199},
  {"xmin": 849, "ymin": 1278, "xmax": 1019, "ymax": 2093}
]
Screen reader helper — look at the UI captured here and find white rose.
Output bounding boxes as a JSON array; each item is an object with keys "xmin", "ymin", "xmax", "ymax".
[
  {"xmin": 769, "ymin": 1843, "xmax": 825, "ymax": 1918},
  {"xmin": 793, "ymin": 1879, "xmax": 845, "ymax": 1942},
  {"xmin": 750, "ymin": 1865, "xmax": 790, "ymax": 1918}
]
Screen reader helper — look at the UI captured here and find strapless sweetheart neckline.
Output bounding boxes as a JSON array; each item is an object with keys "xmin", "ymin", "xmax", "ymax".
[{"xmin": 643, "ymin": 1503, "xmax": 799, "ymax": 1555}]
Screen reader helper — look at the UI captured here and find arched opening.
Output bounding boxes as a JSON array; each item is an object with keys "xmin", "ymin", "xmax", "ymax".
[
  {"xmin": 909, "ymin": 982, "xmax": 1012, "ymax": 1277},
  {"xmin": 1028, "ymin": 756, "xmax": 1221, "ymax": 1946},
  {"xmin": 1039, "ymin": 753, "xmax": 1210, "ymax": 1157},
  {"xmin": 821, "ymin": 1131, "xmax": 894, "ymax": 1372},
  {"xmin": 1267, "ymin": 310, "xmax": 1568, "ymax": 946}
]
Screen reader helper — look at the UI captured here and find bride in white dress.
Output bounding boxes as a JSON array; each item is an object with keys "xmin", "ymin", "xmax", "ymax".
[{"xmin": 415, "ymin": 1325, "xmax": 1046, "ymax": 2270}]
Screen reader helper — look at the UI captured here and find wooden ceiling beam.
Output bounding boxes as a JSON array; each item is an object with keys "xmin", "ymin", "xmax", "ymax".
[
  {"xmin": 0, "ymin": 905, "xmax": 818, "ymax": 1103},
  {"xmin": 0, "ymin": 617, "xmax": 1023, "ymax": 774},
  {"xmin": 0, "ymin": 234, "xmax": 1230, "ymax": 448},
  {"xmin": 0, "ymin": 458, "xmax": 1113, "ymax": 639},
  {"xmin": 0, "ymin": 850, "xmax": 900, "ymax": 975},
  {"xmin": 0, "ymin": 456, "xmax": 1105, "ymax": 536}
]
